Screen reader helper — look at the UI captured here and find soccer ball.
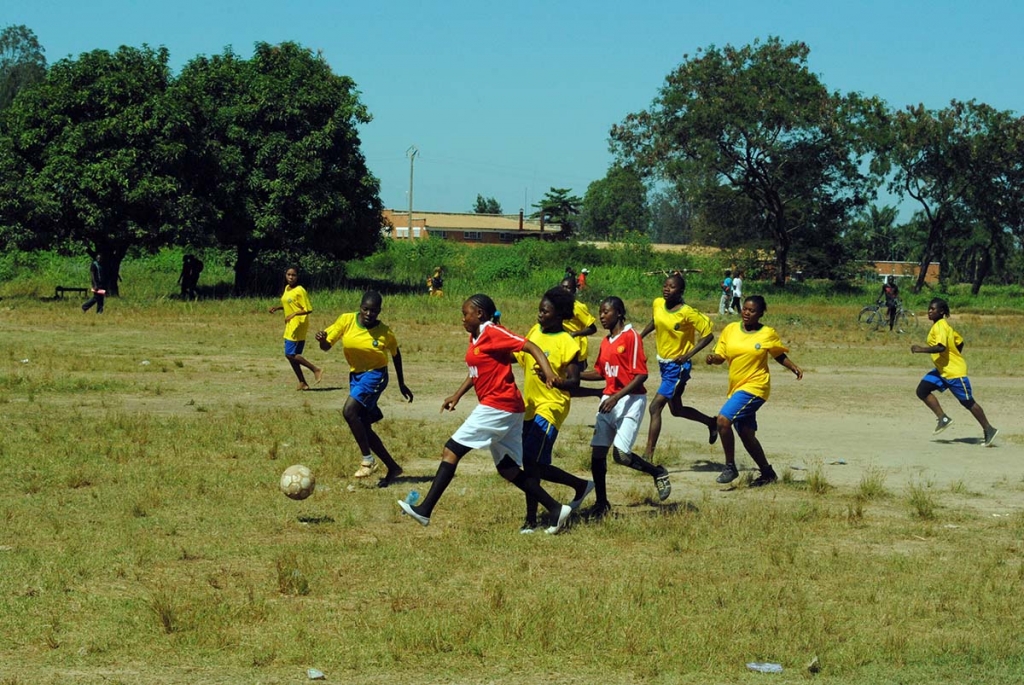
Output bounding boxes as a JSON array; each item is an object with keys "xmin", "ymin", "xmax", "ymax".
[{"xmin": 280, "ymin": 464, "xmax": 315, "ymax": 500}]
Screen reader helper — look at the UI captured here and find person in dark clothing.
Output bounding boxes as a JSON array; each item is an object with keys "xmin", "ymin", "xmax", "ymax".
[{"xmin": 82, "ymin": 254, "xmax": 107, "ymax": 314}]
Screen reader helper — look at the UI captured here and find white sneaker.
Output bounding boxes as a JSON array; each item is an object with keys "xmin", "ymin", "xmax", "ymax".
[
  {"xmin": 397, "ymin": 499, "xmax": 429, "ymax": 526},
  {"xmin": 545, "ymin": 504, "xmax": 572, "ymax": 535}
]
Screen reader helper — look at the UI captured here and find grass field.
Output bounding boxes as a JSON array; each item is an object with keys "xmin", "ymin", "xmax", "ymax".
[{"xmin": 1, "ymin": 287, "xmax": 1022, "ymax": 684}]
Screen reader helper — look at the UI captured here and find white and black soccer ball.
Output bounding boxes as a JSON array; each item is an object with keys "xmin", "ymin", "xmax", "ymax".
[{"xmin": 280, "ymin": 464, "xmax": 315, "ymax": 501}]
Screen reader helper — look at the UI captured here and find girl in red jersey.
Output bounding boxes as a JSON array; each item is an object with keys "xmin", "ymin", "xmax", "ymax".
[
  {"xmin": 580, "ymin": 296, "xmax": 670, "ymax": 520},
  {"xmin": 397, "ymin": 294, "xmax": 573, "ymax": 534}
]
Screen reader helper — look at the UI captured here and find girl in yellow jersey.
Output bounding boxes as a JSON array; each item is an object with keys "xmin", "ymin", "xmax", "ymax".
[
  {"xmin": 705, "ymin": 295, "xmax": 802, "ymax": 487},
  {"xmin": 268, "ymin": 267, "xmax": 322, "ymax": 391},
  {"xmin": 559, "ymin": 276, "xmax": 597, "ymax": 370},
  {"xmin": 316, "ymin": 291, "xmax": 414, "ymax": 487},
  {"xmin": 514, "ymin": 287, "xmax": 595, "ymax": 533},
  {"xmin": 639, "ymin": 272, "xmax": 718, "ymax": 464},
  {"xmin": 911, "ymin": 298, "xmax": 998, "ymax": 446}
]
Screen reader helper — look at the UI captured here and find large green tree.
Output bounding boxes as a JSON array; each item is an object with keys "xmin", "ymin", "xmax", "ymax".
[
  {"xmin": 0, "ymin": 45, "xmax": 185, "ymax": 293},
  {"xmin": 580, "ymin": 165, "xmax": 648, "ymax": 240},
  {"xmin": 871, "ymin": 100, "xmax": 1024, "ymax": 292},
  {"xmin": 175, "ymin": 42, "xmax": 384, "ymax": 293},
  {"xmin": 612, "ymin": 37, "xmax": 877, "ymax": 284},
  {"xmin": 531, "ymin": 187, "xmax": 581, "ymax": 239},
  {"xmin": 0, "ymin": 24, "xmax": 46, "ymax": 110}
]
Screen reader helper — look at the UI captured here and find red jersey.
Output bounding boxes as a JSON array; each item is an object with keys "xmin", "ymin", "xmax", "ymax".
[
  {"xmin": 594, "ymin": 324, "xmax": 647, "ymax": 396},
  {"xmin": 466, "ymin": 321, "xmax": 528, "ymax": 412}
]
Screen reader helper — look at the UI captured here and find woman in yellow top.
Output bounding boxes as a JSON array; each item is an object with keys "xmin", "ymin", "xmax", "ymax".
[
  {"xmin": 268, "ymin": 267, "xmax": 322, "ymax": 391},
  {"xmin": 706, "ymin": 295, "xmax": 802, "ymax": 487},
  {"xmin": 559, "ymin": 276, "xmax": 597, "ymax": 370},
  {"xmin": 911, "ymin": 298, "xmax": 998, "ymax": 446},
  {"xmin": 316, "ymin": 291, "xmax": 414, "ymax": 486},
  {"xmin": 514, "ymin": 286, "xmax": 595, "ymax": 532},
  {"xmin": 639, "ymin": 272, "xmax": 718, "ymax": 464}
]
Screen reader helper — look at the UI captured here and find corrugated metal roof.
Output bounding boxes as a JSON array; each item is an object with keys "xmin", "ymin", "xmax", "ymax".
[{"xmin": 383, "ymin": 209, "xmax": 561, "ymax": 233}]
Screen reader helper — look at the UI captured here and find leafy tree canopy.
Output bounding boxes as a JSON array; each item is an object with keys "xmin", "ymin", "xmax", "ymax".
[
  {"xmin": 871, "ymin": 100, "xmax": 1024, "ymax": 293},
  {"xmin": 473, "ymin": 194, "xmax": 502, "ymax": 214},
  {"xmin": 174, "ymin": 42, "xmax": 384, "ymax": 292},
  {"xmin": 531, "ymin": 187, "xmax": 581, "ymax": 239},
  {"xmin": 0, "ymin": 45, "xmax": 182, "ymax": 293},
  {"xmin": 0, "ymin": 24, "xmax": 46, "ymax": 110},
  {"xmin": 612, "ymin": 36, "xmax": 879, "ymax": 284},
  {"xmin": 580, "ymin": 165, "xmax": 648, "ymax": 240}
]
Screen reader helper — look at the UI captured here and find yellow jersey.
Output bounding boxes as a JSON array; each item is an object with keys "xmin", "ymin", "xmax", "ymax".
[
  {"xmin": 281, "ymin": 285, "xmax": 312, "ymax": 342},
  {"xmin": 651, "ymin": 297, "xmax": 712, "ymax": 361},
  {"xmin": 713, "ymin": 322, "xmax": 788, "ymax": 400},
  {"xmin": 927, "ymin": 318, "xmax": 967, "ymax": 379},
  {"xmin": 515, "ymin": 324, "xmax": 580, "ymax": 429},
  {"xmin": 323, "ymin": 312, "xmax": 399, "ymax": 373},
  {"xmin": 563, "ymin": 300, "xmax": 596, "ymax": 362}
]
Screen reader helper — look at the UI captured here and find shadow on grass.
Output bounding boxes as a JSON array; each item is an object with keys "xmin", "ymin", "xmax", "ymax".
[
  {"xmin": 297, "ymin": 515, "xmax": 335, "ymax": 524},
  {"xmin": 689, "ymin": 459, "xmax": 728, "ymax": 472}
]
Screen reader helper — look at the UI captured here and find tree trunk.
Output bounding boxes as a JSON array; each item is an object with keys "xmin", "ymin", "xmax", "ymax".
[
  {"xmin": 970, "ymin": 245, "xmax": 991, "ymax": 296},
  {"xmin": 769, "ymin": 212, "xmax": 790, "ymax": 286}
]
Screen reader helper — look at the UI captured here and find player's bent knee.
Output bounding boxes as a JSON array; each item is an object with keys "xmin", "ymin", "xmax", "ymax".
[
  {"xmin": 612, "ymin": 448, "xmax": 632, "ymax": 466},
  {"xmin": 915, "ymin": 382, "xmax": 937, "ymax": 401},
  {"xmin": 443, "ymin": 438, "xmax": 472, "ymax": 458},
  {"xmin": 958, "ymin": 397, "xmax": 976, "ymax": 410}
]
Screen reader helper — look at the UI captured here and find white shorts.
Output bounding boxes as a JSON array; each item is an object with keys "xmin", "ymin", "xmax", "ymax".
[
  {"xmin": 591, "ymin": 393, "xmax": 647, "ymax": 454},
  {"xmin": 451, "ymin": 404, "xmax": 525, "ymax": 467}
]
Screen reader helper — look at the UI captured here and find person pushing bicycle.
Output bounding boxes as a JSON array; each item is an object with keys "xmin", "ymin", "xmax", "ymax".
[{"xmin": 878, "ymin": 276, "xmax": 899, "ymax": 332}]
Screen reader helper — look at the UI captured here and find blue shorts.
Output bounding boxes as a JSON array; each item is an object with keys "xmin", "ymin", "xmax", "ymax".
[
  {"xmin": 522, "ymin": 415, "xmax": 558, "ymax": 467},
  {"xmin": 284, "ymin": 339, "xmax": 305, "ymax": 356},
  {"xmin": 657, "ymin": 359, "xmax": 692, "ymax": 399},
  {"xmin": 350, "ymin": 368, "xmax": 388, "ymax": 424},
  {"xmin": 719, "ymin": 390, "xmax": 765, "ymax": 432},
  {"xmin": 921, "ymin": 370, "xmax": 973, "ymax": 403}
]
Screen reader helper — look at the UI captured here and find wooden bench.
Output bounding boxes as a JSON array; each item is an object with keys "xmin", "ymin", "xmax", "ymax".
[{"xmin": 54, "ymin": 286, "xmax": 90, "ymax": 299}]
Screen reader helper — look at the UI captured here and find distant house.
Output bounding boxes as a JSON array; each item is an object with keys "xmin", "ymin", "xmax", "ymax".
[
  {"xmin": 864, "ymin": 260, "xmax": 941, "ymax": 285},
  {"xmin": 381, "ymin": 209, "xmax": 562, "ymax": 244}
]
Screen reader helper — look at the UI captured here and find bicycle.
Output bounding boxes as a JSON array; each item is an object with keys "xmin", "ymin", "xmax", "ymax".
[{"xmin": 858, "ymin": 300, "xmax": 917, "ymax": 332}]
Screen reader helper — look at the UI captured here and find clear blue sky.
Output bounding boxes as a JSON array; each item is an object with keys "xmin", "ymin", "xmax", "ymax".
[{"xmin": 8, "ymin": 1, "xmax": 1024, "ymax": 215}]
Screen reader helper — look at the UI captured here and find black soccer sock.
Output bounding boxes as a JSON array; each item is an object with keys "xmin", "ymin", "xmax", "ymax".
[
  {"xmin": 613, "ymin": 448, "xmax": 659, "ymax": 476},
  {"xmin": 537, "ymin": 463, "xmax": 588, "ymax": 495},
  {"xmin": 510, "ymin": 470, "xmax": 561, "ymax": 515},
  {"xmin": 418, "ymin": 461, "xmax": 457, "ymax": 517},
  {"xmin": 592, "ymin": 455, "xmax": 608, "ymax": 504}
]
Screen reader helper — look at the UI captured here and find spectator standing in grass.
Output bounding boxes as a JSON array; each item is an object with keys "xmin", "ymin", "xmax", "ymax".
[
  {"xmin": 879, "ymin": 275, "xmax": 900, "ymax": 331},
  {"xmin": 639, "ymin": 272, "xmax": 719, "ymax": 466},
  {"xmin": 515, "ymin": 287, "xmax": 595, "ymax": 533},
  {"xmin": 317, "ymin": 291, "xmax": 413, "ymax": 486},
  {"xmin": 719, "ymin": 269, "xmax": 733, "ymax": 315},
  {"xmin": 576, "ymin": 268, "xmax": 589, "ymax": 291},
  {"xmin": 397, "ymin": 294, "xmax": 572, "ymax": 534},
  {"xmin": 178, "ymin": 254, "xmax": 203, "ymax": 300},
  {"xmin": 268, "ymin": 266, "xmax": 322, "ymax": 391},
  {"xmin": 706, "ymin": 295, "xmax": 802, "ymax": 488},
  {"xmin": 730, "ymin": 269, "xmax": 744, "ymax": 315},
  {"xmin": 559, "ymin": 276, "xmax": 598, "ymax": 370},
  {"xmin": 911, "ymin": 298, "xmax": 998, "ymax": 446},
  {"xmin": 580, "ymin": 296, "xmax": 670, "ymax": 520},
  {"xmin": 82, "ymin": 254, "xmax": 106, "ymax": 314}
]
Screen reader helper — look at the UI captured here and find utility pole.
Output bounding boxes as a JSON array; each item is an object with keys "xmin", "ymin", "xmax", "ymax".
[{"xmin": 406, "ymin": 145, "xmax": 418, "ymax": 238}]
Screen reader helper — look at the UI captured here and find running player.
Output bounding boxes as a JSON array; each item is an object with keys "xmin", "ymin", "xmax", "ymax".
[{"xmin": 911, "ymin": 298, "xmax": 998, "ymax": 446}]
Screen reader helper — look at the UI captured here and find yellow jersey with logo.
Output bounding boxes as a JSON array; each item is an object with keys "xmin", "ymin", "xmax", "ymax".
[
  {"xmin": 515, "ymin": 324, "xmax": 580, "ymax": 428},
  {"xmin": 281, "ymin": 285, "xmax": 312, "ymax": 341},
  {"xmin": 713, "ymin": 322, "xmax": 788, "ymax": 400},
  {"xmin": 927, "ymin": 318, "xmax": 967, "ymax": 379},
  {"xmin": 651, "ymin": 297, "xmax": 712, "ymax": 361},
  {"xmin": 323, "ymin": 312, "xmax": 398, "ymax": 373}
]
